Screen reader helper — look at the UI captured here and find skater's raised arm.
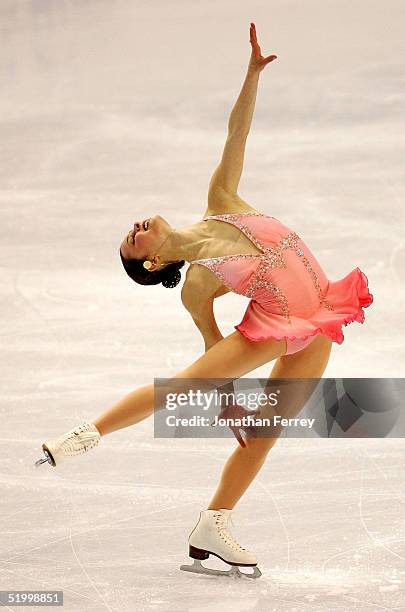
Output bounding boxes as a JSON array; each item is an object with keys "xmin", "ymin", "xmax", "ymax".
[{"xmin": 208, "ymin": 23, "xmax": 277, "ymax": 205}]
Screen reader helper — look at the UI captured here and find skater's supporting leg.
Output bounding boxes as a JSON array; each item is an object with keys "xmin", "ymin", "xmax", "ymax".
[
  {"xmin": 93, "ymin": 331, "xmax": 286, "ymax": 436},
  {"xmin": 207, "ymin": 335, "xmax": 333, "ymax": 510},
  {"xmin": 207, "ymin": 436, "xmax": 277, "ymax": 510}
]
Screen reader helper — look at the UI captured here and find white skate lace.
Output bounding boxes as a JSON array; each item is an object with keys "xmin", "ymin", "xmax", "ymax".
[
  {"xmin": 213, "ymin": 512, "xmax": 246, "ymax": 552},
  {"xmin": 56, "ymin": 422, "xmax": 100, "ymax": 456}
]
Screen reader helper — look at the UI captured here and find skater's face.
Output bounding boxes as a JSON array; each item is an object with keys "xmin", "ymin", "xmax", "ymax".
[{"xmin": 119, "ymin": 214, "xmax": 171, "ymax": 262}]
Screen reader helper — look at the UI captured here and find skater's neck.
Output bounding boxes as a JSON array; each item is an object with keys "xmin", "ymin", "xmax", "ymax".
[{"xmin": 156, "ymin": 221, "xmax": 209, "ymax": 265}]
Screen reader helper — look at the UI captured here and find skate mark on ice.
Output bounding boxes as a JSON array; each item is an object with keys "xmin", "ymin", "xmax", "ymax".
[
  {"xmin": 0, "ymin": 499, "xmax": 46, "ymax": 524},
  {"xmin": 342, "ymin": 593, "xmax": 392, "ymax": 611},
  {"xmin": 68, "ymin": 487, "xmax": 115, "ymax": 612},
  {"xmin": 0, "ymin": 563, "xmax": 103, "ymax": 609},
  {"xmin": 256, "ymin": 479, "xmax": 291, "ymax": 571},
  {"xmin": 361, "ymin": 446, "xmax": 405, "ymax": 509},
  {"xmin": 2, "ymin": 500, "xmax": 197, "ymax": 563},
  {"xmin": 13, "ymin": 273, "xmax": 71, "ymax": 395},
  {"xmin": 322, "ymin": 537, "xmax": 405, "ymax": 575},
  {"xmin": 322, "ymin": 448, "xmax": 405, "ymax": 573},
  {"xmin": 359, "ymin": 451, "xmax": 405, "ymax": 563},
  {"xmin": 0, "ymin": 596, "xmax": 14, "ymax": 612}
]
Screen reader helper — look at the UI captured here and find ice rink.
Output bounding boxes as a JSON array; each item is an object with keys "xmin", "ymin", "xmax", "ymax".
[{"xmin": 1, "ymin": 1, "xmax": 404, "ymax": 610}]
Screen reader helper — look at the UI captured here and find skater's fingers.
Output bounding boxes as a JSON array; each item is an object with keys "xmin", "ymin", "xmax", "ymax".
[
  {"xmin": 250, "ymin": 22, "xmax": 257, "ymax": 41},
  {"xmin": 232, "ymin": 427, "xmax": 246, "ymax": 448},
  {"xmin": 249, "ymin": 23, "xmax": 259, "ymax": 47}
]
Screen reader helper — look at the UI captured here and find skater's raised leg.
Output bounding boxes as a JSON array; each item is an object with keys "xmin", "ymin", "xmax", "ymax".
[
  {"xmin": 93, "ymin": 384, "xmax": 155, "ymax": 436},
  {"xmin": 92, "ymin": 330, "xmax": 286, "ymax": 436},
  {"xmin": 36, "ymin": 331, "xmax": 286, "ymax": 466}
]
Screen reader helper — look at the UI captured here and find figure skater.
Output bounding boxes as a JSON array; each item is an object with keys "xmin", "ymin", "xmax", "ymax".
[{"xmin": 35, "ymin": 23, "xmax": 373, "ymax": 578}]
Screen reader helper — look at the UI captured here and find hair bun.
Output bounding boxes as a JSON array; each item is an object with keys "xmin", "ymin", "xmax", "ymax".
[{"xmin": 161, "ymin": 269, "xmax": 181, "ymax": 289}]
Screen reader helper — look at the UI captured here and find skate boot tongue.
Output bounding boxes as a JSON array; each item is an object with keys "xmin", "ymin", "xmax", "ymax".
[{"xmin": 218, "ymin": 508, "xmax": 233, "ymax": 526}]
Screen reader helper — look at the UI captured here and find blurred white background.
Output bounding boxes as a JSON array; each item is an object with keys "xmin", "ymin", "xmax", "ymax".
[{"xmin": 1, "ymin": 1, "xmax": 404, "ymax": 610}]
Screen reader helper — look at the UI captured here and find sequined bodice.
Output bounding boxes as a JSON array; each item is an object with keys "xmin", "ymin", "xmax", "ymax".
[{"xmin": 190, "ymin": 212, "xmax": 334, "ymax": 325}]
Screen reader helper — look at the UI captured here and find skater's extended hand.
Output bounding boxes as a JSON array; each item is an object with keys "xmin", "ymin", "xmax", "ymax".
[
  {"xmin": 248, "ymin": 22, "xmax": 277, "ymax": 74},
  {"xmin": 211, "ymin": 402, "xmax": 260, "ymax": 448}
]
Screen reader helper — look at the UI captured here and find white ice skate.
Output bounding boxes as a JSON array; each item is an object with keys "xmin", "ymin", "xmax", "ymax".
[
  {"xmin": 35, "ymin": 421, "xmax": 101, "ymax": 467},
  {"xmin": 180, "ymin": 508, "xmax": 262, "ymax": 578}
]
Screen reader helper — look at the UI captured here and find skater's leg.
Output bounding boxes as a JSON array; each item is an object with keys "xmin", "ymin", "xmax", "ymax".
[
  {"xmin": 93, "ymin": 384, "xmax": 154, "ymax": 436},
  {"xmin": 206, "ymin": 436, "xmax": 278, "ymax": 510},
  {"xmin": 207, "ymin": 335, "xmax": 333, "ymax": 510},
  {"xmin": 93, "ymin": 331, "xmax": 286, "ymax": 436}
]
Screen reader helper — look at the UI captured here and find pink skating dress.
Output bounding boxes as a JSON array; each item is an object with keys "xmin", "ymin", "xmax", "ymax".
[{"xmin": 190, "ymin": 212, "xmax": 373, "ymax": 356}]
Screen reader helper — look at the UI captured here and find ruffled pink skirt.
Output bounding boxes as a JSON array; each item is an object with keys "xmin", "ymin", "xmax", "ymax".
[{"xmin": 235, "ymin": 267, "xmax": 373, "ymax": 355}]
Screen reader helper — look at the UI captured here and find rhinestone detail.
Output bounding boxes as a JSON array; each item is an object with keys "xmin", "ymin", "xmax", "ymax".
[
  {"xmin": 204, "ymin": 212, "xmax": 271, "ymax": 254},
  {"xmin": 191, "ymin": 213, "xmax": 334, "ymax": 315},
  {"xmin": 248, "ymin": 277, "xmax": 292, "ymax": 324},
  {"xmin": 294, "ymin": 254, "xmax": 334, "ymax": 311},
  {"xmin": 190, "ymin": 252, "xmax": 262, "ymax": 296}
]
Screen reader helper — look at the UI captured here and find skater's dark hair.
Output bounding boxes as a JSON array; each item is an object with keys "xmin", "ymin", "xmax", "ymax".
[{"xmin": 119, "ymin": 249, "xmax": 185, "ymax": 289}]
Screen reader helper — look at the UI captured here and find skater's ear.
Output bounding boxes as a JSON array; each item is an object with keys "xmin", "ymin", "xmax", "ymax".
[{"xmin": 119, "ymin": 249, "xmax": 186, "ymax": 289}]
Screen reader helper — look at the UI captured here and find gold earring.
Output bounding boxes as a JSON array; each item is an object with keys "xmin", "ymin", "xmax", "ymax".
[{"xmin": 143, "ymin": 260, "xmax": 153, "ymax": 270}]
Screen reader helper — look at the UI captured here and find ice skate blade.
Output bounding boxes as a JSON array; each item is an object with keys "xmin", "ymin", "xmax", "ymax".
[
  {"xmin": 180, "ymin": 559, "xmax": 262, "ymax": 579},
  {"xmin": 34, "ymin": 448, "xmax": 55, "ymax": 468}
]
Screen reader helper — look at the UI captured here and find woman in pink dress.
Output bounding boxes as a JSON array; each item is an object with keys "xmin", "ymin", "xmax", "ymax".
[{"xmin": 36, "ymin": 23, "xmax": 373, "ymax": 577}]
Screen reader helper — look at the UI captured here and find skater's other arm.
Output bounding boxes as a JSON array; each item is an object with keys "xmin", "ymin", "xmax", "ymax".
[
  {"xmin": 181, "ymin": 280, "xmax": 224, "ymax": 352},
  {"xmin": 207, "ymin": 23, "xmax": 277, "ymax": 206},
  {"xmin": 189, "ymin": 298, "xmax": 224, "ymax": 352}
]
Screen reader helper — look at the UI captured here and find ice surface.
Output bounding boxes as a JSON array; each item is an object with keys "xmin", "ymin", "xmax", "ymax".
[{"xmin": 1, "ymin": 1, "xmax": 404, "ymax": 610}]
